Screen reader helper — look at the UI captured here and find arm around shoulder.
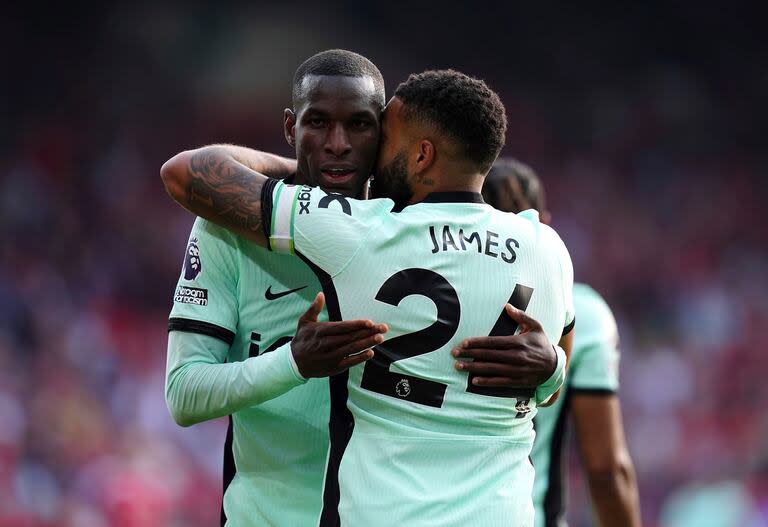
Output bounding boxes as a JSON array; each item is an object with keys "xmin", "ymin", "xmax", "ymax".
[{"xmin": 160, "ymin": 145, "xmax": 278, "ymax": 246}]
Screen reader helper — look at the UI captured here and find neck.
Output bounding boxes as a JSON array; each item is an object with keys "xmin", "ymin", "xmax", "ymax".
[{"xmin": 408, "ymin": 170, "xmax": 485, "ymax": 205}]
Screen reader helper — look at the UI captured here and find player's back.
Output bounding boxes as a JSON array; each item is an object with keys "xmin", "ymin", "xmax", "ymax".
[
  {"xmin": 331, "ymin": 196, "xmax": 574, "ymax": 526},
  {"xmin": 265, "ymin": 183, "xmax": 574, "ymax": 527}
]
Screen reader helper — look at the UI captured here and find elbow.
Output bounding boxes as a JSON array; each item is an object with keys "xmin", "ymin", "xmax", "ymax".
[
  {"xmin": 585, "ymin": 456, "xmax": 637, "ymax": 494},
  {"xmin": 166, "ymin": 399, "xmax": 199, "ymax": 428},
  {"xmin": 160, "ymin": 150, "xmax": 194, "ymax": 205},
  {"xmin": 165, "ymin": 384, "xmax": 200, "ymax": 428}
]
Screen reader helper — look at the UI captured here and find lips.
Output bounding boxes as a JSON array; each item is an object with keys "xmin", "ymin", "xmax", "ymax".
[{"xmin": 319, "ymin": 165, "xmax": 357, "ymax": 185}]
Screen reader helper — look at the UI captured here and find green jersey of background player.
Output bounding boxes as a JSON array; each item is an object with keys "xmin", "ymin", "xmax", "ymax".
[
  {"xmin": 164, "ymin": 51, "xmax": 567, "ymax": 526},
  {"xmin": 483, "ymin": 158, "xmax": 642, "ymax": 527},
  {"xmin": 162, "ymin": 69, "xmax": 573, "ymax": 527}
]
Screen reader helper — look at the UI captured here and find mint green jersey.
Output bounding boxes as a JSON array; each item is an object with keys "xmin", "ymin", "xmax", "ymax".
[
  {"xmin": 265, "ymin": 181, "xmax": 575, "ymax": 527},
  {"xmin": 167, "ymin": 217, "xmax": 331, "ymax": 526},
  {"xmin": 531, "ymin": 283, "xmax": 620, "ymax": 526}
]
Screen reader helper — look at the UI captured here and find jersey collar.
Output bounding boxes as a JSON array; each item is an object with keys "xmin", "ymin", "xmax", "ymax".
[{"xmin": 422, "ymin": 191, "xmax": 485, "ymax": 204}]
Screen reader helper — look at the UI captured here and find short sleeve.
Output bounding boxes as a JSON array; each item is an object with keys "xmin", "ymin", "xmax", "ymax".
[
  {"xmin": 569, "ymin": 285, "xmax": 620, "ymax": 392},
  {"xmin": 538, "ymin": 223, "xmax": 576, "ymax": 333},
  {"xmin": 168, "ymin": 217, "xmax": 240, "ymax": 342},
  {"xmin": 263, "ymin": 180, "xmax": 393, "ymax": 277},
  {"xmin": 558, "ymin": 242, "xmax": 575, "ymax": 332}
]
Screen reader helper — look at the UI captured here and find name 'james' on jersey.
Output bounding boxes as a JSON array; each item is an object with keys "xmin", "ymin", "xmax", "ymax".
[{"xmin": 264, "ymin": 181, "xmax": 575, "ymax": 527}]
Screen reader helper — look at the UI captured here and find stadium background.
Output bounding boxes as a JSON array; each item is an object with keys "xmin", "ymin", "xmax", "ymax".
[{"xmin": 2, "ymin": 2, "xmax": 766, "ymax": 526}]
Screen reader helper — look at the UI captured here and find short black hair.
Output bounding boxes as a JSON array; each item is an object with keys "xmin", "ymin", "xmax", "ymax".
[
  {"xmin": 292, "ymin": 49, "xmax": 386, "ymax": 109},
  {"xmin": 483, "ymin": 158, "xmax": 547, "ymax": 214},
  {"xmin": 393, "ymin": 69, "xmax": 507, "ymax": 172}
]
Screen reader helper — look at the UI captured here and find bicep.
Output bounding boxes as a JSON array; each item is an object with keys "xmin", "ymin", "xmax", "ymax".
[{"xmin": 571, "ymin": 393, "xmax": 631, "ymax": 472}]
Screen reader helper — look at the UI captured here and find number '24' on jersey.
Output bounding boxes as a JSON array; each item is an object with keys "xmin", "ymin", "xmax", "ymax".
[{"xmin": 265, "ymin": 181, "xmax": 575, "ymax": 527}]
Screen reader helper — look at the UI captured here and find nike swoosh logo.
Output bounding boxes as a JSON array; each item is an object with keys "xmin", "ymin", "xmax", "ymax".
[{"xmin": 265, "ymin": 285, "xmax": 308, "ymax": 301}]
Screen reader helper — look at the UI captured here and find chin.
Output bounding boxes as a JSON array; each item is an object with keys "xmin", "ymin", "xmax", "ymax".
[{"xmin": 319, "ymin": 178, "xmax": 363, "ymax": 198}]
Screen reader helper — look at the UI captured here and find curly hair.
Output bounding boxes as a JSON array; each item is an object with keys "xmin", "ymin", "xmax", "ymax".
[
  {"xmin": 292, "ymin": 49, "xmax": 386, "ymax": 110},
  {"xmin": 393, "ymin": 69, "xmax": 507, "ymax": 172},
  {"xmin": 482, "ymin": 157, "xmax": 547, "ymax": 214}
]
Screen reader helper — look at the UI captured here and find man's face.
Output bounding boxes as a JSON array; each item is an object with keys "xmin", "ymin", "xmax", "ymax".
[
  {"xmin": 371, "ymin": 97, "xmax": 414, "ymax": 209},
  {"xmin": 286, "ymin": 75, "xmax": 381, "ymax": 197}
]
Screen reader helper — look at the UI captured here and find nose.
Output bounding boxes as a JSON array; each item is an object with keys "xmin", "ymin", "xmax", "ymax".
[{"xmin": 324, "ymin": 123, "xmax": 351, "ymax": 157}]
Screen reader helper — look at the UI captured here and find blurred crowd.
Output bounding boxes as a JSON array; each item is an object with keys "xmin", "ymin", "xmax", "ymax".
[{"xmin": 2, "ymin": 3, "xmax": 765, "ymax": 526}]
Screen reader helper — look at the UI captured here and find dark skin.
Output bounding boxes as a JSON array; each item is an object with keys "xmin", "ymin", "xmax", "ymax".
[
  {"xmin": 285, "ymin": 75, "xmax": 381, "ymax": 198},
  {"xmin": 292, "ymin": 292, "xmax": 386, "ymax": 378},
  {"xmin": 454, "ymin": 304, "xmax": 570, "ymax": 391},
  {"xmin": 162, "ymin": 82, "xmax": 559, "ymax": 387}
]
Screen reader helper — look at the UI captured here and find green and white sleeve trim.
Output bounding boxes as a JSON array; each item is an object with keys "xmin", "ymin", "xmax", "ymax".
[
  {"xmin": 535, "ymin": 345, "xmax": 567, "ymax": 405},
  {"xmin": 269, "ymin": 182, "xmax": 300, "ymax": 254}
]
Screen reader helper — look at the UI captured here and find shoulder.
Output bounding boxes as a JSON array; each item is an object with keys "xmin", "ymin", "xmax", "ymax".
[
  {"xmin": 573, "ymin": 283, "xmax": 618, "ymax": 339},
  {"xmin": 188, "ymin": 217, "xmax": 242, "ymax": 259},
  {"xmin": 193, "ymin": 217, "xmax": 237, "ymax": 240},
  {"xmin": 277, "ymin": 182, "xmax": 396, "ymax": 226},
  {"xmin": 574, "ymin": 284, "xmax": 614, "ymax": 322}
]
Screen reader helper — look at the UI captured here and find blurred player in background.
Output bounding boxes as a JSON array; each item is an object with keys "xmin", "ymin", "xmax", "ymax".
[
  {"xmin": 483, "ymin": 158, "xmax": 642, "ymax": 527},
  {"xmin": 162, "ymin": 69, "xmax": 574, "ymax": 526},
  {"xmin": 164, "ymin": 51, "xmax": 564, "ymax": 526}
]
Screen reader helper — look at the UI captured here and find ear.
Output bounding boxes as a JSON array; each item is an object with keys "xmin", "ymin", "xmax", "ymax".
[
  {"xmin": 284, "ymin": 108, "xmax": 296, "ymax": 148},
  {"xmin": 413, "ymin": 140, "xmax": 435, "ymax": 174}
]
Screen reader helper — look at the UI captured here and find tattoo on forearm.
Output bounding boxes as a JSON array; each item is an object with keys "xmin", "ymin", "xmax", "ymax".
[{"xmin": 186, "ymin": 150, "xmax": 264, "ymax": 234}]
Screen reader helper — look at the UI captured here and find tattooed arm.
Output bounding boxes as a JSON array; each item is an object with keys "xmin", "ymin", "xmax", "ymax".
[{"xmin": 161, "ymin": 145, "xmax": 279, "ymax": 246}]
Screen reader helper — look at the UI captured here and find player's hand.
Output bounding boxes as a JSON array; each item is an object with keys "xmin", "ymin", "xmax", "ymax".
[
  {"xmin": 452, "ymin": 304, "xmax": 556, "ymax": 388},
  {"xmin": 292, "ymin": 293, "xmax": 388, "ymax": 378}
]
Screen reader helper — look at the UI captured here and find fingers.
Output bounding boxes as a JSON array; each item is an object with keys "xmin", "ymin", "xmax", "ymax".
[
  {"xmin": 454, "ymin": 359, "xmax": 520, "ymax": 378},
  {"xmin": 335, "ymin": 332, "xmax": 386, "ymax": 357},
  {"xmin": 504, "ymin": 304, "xmax": 543, "ymax": 332},
  {"xmin": 455, "ymin": 360, "xmax": 516, "ymax": 377},
  {"xmin": 455, "ymin": 360, "xmax": 539, "ymax": 388},
  {"xmin": 315, "ymin": 320, "xmax": 387, "ymax": 336},
  {"xmin": 335, "ymin": 349, "xmax": 375, "ymax": 372},
  {"xmin": 453, "ymin": 336, "xmax": 521, "ymax": 351},
  {"xmin": 298, "ymin": 293, "xmax": 325, "ymax": 324},
  {"xmin": 452, "ymin": 347, "xmax": 525, "ymax": 364},
  {"xmin": 320, "ymin": 326, "xmax": 386, "ymax": 350},
  {"xmin": 468, "ymin": 376, "xmax": 521, "ymax": 387}
]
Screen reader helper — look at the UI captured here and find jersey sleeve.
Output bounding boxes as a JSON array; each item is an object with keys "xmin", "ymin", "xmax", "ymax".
[
  {"xmin": 168, "ymin": 217, "xmax": 241, "ymax": 340},
  {"xmin": 539, "ymin": 223, "xmax": 576, "ymax": 334},
  {"xmin": 165, "ymin": 332, "xmax": 306, "ymax": 426},
  {"xmin": 558, "ymin": 238, "xmax": 575, "ymax": 333},
  {"xmin": 262, "ymin": 180, "xmax": 392, "ymax": 277},
  {"xmin": 569, "ymin": 286, "xmax": 620, "ymax": 393}
]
